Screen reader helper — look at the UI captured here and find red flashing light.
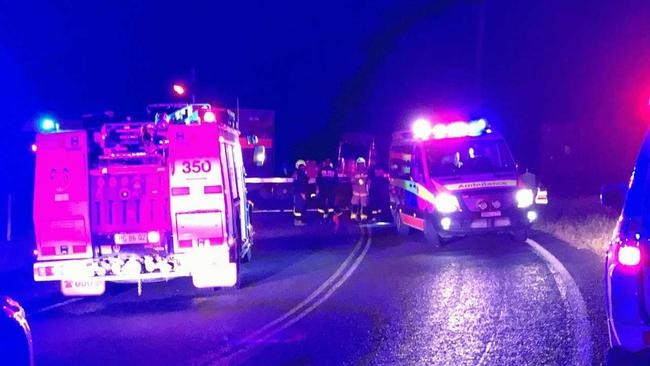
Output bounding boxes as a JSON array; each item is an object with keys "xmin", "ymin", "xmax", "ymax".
[
  {"xmin": 618, "ymin": 245, "xmax": 641, "ymax": 266},
  {"xmin": 431, "ymin": 124, "xmax": 447, "ymax": 139},
  {"xmin": 412, "ymin": 118, "xmax": 488, "ymax": 140},
  {"xmin": 30, "ymin": 143, "xmax": 38, "ymax": 152},
  {"xmin": 172, "ymin": 84, "xmax": 186, "ymax": 96}
]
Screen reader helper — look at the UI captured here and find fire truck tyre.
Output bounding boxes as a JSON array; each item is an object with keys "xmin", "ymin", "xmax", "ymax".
[
  {"xmin": 511, "ymin": 228, "xmax": 529, "ymax": 242},
  {"xmin": 393, "ymin": 209, "xmax": 410, "ymax": 236},
  {"xmin": 424, "ymin": 220, "xmax": 442, "ymax": 248}
]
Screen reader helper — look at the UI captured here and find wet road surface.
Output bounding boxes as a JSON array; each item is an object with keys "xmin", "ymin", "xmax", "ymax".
[{"xmin": 2, "ymin": 214, "xmax": 609, "ymax": 365}]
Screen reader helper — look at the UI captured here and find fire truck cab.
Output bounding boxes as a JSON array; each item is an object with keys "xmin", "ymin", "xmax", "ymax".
[
  {"xmin": 32, "ymin": 104, "xmax": 253, "ymax": 296},
  {"xmin": 389, "ymin": 118, "xmax": 538, "ymax": 246}
]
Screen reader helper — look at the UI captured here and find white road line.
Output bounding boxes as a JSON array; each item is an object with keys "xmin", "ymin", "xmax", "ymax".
[
  {"xmin": 263, "ymin": 231, "xmax": 372, "ymax": 337},
  {"xmin": 218, "ymin": 229, "xmax": 372, "ymax": 365},
  {"xmin": 526, "ymin": 238, "xmax": 593, "ymax": 366},
  {"xmin": 194, "ymin": 227, "xmax": 370, "ymax": 365},
  {"xmin": 242, "ymin": 230, "xmax": 366, "ymax": 341},
  {"xmin": 34, "ymin": 298, "xmax": 82, "ymax": 314}
]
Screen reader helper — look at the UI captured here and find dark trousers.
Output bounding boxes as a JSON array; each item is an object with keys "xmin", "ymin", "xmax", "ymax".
[
  {"xmin": 293, "ymin": 192, "xmax": 306, "ymax": 221},
  {"xmin": 318, "ymin": 189, "xmax": 336, "ymax": 219}
]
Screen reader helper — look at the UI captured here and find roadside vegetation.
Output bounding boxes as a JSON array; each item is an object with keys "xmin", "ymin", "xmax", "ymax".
[{"xmin": 535, "ymin": 196, "xmax": 619, "ymax": 256}]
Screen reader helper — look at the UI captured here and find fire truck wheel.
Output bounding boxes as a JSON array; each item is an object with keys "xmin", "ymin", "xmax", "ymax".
[
  {"xmin": 511, "ymin": 228, "xmax": 529, "ymax": 242},
  {"xmin": 393, "ymin": 208, "xmax": 410, "ymax": 236},
  {"xmin": 424, "ymin": 219, "xmax": 442, "ymax": 247}
]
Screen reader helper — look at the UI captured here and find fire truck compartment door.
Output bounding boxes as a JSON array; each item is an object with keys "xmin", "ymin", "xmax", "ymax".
[
  {"xmin": 175, "ymin": 211, "xmax": 224, "ymax": 243},
  {"xmin": 167, "ymin": 123, "xmax": 227, "ymax": 250},
  {"xmin": 33, "ymin": 130, "xmax": 92, "ymax": 259}
]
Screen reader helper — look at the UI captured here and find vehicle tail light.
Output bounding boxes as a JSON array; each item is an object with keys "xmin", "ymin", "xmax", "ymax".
[
  {"xmin": 72, "ymin": 245, "xmax": 87, "ymax": 253},
  {"xmin": 207, "ymin": 237, "xmax": 223, "ymax": 246},
  {"xmin": 178, "ymin": 239, "xmax": 194, "ymax": 248},
  {"xmin": 40, "ymin": 246, "xmax": 56, "ymax": 256},
  {"xmin": 35, "ymin": 266, "xmax": 54, "ymax": 277},
  {"xmin": 204, "ymin": 185, "xmax": 223, "ymax": 194},
  {"xmin": 617, "ymin": 245, "xmax": 641, "ymax": 266},
  {"xmin": 171, "ymin": 187, "xmax": 190, "ymax": 196}
]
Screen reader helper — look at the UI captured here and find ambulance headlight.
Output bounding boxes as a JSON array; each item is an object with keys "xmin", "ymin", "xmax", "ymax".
[
  {"xmin": 435, "ymin": 193, "xmax": 460, "ymax": 213},
  {"xmin": 516, "ymin": 189, "xmax": 534, "ymax": 208}
]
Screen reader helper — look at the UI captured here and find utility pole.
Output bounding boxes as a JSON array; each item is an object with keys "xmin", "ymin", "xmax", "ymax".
[
  {"xmin": 475, "ymin": 0, "xmax": 487, "ymax": 110},
  {"xmin": 6, "ymin": 194, "xmax": 12, "ymax": 242}
]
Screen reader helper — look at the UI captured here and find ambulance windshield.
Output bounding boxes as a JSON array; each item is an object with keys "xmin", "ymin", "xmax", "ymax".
[{"xmin": 425, "ymin": 138, "xmax": 516, "ymax": 178}]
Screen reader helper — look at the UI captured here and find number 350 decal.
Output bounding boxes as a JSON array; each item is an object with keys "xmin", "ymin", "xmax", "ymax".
[{"xmin": 181, "ymin": 160, "xmax": 212, "ymax": 174}]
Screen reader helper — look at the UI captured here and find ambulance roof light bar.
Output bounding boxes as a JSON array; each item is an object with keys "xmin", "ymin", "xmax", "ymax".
[{"xmin": 411, "ymin": 118, "xmax": 489, "ymax": 140}]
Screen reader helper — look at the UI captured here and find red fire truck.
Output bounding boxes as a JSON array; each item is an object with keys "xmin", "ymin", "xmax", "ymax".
[{"xmin": 32, "ymin": 104, "xmax": 253, "ymax": 296}]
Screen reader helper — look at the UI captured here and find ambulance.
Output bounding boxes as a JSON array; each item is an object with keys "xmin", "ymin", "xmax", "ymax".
[
  {"xmin": 389, "ymin": 118, "xmax": 538, "ymax": 246},
  {"xmin": 32, "ymin": 104, "xmax": 253, "ymax": 296}
]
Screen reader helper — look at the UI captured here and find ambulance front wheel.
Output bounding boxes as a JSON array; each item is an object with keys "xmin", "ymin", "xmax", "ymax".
[
  {"xmin": 424, "ymin": 219, "xmax": 442, "ymax": 247},
  {"xmin": 393, "ymin": 208, "xmax": 410, "ymax": 236}
]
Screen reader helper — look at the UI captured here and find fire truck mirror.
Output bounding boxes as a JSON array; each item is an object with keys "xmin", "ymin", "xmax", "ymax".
[
  {"xmin": 253, "ymin": 145, "xmax": 266, "ymax": 166},
  {"xmin": 246, "ymin": 135, "xmax": 259, "ymax": 145}
]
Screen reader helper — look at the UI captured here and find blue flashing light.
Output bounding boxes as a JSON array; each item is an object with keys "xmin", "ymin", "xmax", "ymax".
[
  {"xmin": 39, "ymin": 118, "xmax": 58, "ymax": 132},
  {"xmin": 468, "ymin": 119, "xmax": 487, "ymax": 136},
  {"xmin": 41, "ymin": 119, "xmax": 55, "ymax": 130}
]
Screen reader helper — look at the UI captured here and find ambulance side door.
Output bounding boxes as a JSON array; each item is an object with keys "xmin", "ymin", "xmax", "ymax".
[
  {"xmin": 389, "ymin": 143, "xmax": 413, "ymax": 213},
  {"xmin": 408, "ymin": 145, "xmax": 426, "ymax": 215}
]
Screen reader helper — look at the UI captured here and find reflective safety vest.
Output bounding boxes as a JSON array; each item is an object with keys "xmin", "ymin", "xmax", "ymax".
[{"xmin": 352, "ymin": 171, "xmax": 368, "ymax": 196}]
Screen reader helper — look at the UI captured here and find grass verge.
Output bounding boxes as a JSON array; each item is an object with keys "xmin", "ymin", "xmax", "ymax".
[{"xmin": 535, "ymin": 196, "xmax": 619, "ymax": 256}]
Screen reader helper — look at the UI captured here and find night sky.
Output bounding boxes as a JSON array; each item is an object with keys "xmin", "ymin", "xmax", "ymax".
[{"xmin": 1, "ymin": 0, "xmax": 650, "ymax": 202}]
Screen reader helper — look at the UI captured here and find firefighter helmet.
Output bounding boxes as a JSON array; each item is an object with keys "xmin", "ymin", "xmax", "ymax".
[
  {"xmin": 356, "ymin": 157, "xmax": 366, "ymax": 164},
  {"xmin": 295, "ymin": 159, "xmax": 306, "ymax": 169}
]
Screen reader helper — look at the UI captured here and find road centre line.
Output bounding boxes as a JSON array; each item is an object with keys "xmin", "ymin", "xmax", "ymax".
[{"xmin": 200, "ymin": 227, "xmax": 372, "ymax": 365}]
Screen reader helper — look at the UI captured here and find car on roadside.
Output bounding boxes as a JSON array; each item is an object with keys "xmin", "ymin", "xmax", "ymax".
[
  {"xmin": 0, "ymin": 296, "xmax": 33, "ymax": 366},
  {"xmin": 603, "ymin": 130, "xmax": 650, "ymax": 364}
]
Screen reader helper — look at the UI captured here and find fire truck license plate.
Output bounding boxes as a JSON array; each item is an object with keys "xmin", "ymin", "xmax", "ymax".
[
  {"xmin": 481, "ymin": 211, "xmax": 502, "ymax": 218},
  {"xmin": 61, "ymin": 279, "xmax": 106, "ymax": 296},
  {"xmin": 114, "ymin": 232, "xmax": 148, "ymax": 244}
]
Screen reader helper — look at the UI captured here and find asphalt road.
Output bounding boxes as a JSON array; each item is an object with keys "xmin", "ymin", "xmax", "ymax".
[{"xmin": 2, "ymin": 214, "xmax": 609, "ymax": 365}]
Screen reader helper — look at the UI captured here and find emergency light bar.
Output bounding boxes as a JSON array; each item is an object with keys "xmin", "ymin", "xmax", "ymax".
[{"xmin": 411, "ymin": 118, "xmax": 489, "ymax": 140}]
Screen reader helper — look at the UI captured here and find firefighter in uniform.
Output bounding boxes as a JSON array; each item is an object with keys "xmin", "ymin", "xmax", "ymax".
[
  {"xmin": 351, "ymin": 157, "xmax": 369, "ymax": 221},
  {"xmin": 293, "ymin": 160, "xmax": 309, "ymax": 226},
  {"xmin": 369, "ymin": 164, "xmax": 390, "ymax": 221},
  {"xmin": 316, "ymin": 159, "xmax": 338, "ymax": 225}
]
